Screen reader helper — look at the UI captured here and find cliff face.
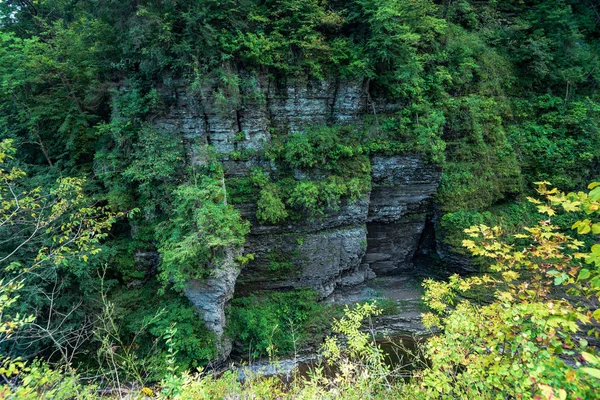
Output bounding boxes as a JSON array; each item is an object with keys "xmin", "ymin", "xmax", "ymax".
[
  {"xmin": 154, "ymin": 75, "xmax": 368, "ymax": 157},
  {"xmin": 153, "ymin": 75, "xmax": 442, "ymax": 354},
  {"xmin": 235, "ymin": 155, "xmax": 441, "ymax": 298},
  {"xmin": 365, "ymin": 156, "xmax": 441, "ymax": 276}
]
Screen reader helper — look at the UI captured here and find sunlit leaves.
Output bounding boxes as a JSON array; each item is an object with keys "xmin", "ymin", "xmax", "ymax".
[
  {"xmin": 0, "ymin": 140, "xmax": 123, "ymax": 348},
  {"xmin": 419, "ymin": 181, "xmax": 600, "ymax": 398}
]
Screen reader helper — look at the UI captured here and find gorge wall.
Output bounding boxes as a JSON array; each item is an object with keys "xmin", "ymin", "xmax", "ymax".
[{"xmin": 152, "ymin": 75, "xmax": 442, "ymax": 355}]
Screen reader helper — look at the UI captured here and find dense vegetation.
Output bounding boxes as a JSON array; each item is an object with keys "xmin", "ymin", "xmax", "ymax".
[{"xmin": 0, "ymin": 0, "xmax": 599, "ymax": 398}]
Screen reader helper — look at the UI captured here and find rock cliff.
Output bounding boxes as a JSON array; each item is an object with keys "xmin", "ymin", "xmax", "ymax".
[
  {"xmin": 153, "ymin": 75, "xmax": 442, "ymax": 356},
  {"xmin": 236, "ymin": 155, "xmax": 441, "ymax": 298}
]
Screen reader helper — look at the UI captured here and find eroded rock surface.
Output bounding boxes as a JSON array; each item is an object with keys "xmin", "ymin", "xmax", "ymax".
[
  {"xmin": 182, "ymin": 248, "xmax": 240, "ymax": 360},
  {"xmin": 152, "ymin": 75, "xmax": 443, "ymax": 358},
  {"xmin": 155, "ymin": 75, "xmax": 367, "ymax": 156},
  {"xmin": 364, "ymin": 156, "xmax": 442, "ymax": 276},
  {"xmin": 236, "ymin": 155, "xmax": 441, "ymax": 298}
]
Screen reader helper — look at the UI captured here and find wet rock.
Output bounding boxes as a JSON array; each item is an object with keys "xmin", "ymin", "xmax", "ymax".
[{"xmin": 433, "ymin": 212, "xmax": 478, "ymax": 273}]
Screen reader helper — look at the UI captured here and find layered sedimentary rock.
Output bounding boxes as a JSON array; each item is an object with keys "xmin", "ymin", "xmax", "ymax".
[
  {"xmin": 363, "ymin": 156, "xmax": 442, "ymax": 275},
  {"xmin": 154, "ymin": 75, "xmax": 367, "ymax": 157},
  {"xmin": 236, "ymin": 155, "xmax": 441, "ymax": 298},
  {"xmin": 152, "ymin": 75, "xmax": 442, "ymax": 353},
  {"xmin": 235, "ymin": 198, "xmax": 372, "ymax": 299}
]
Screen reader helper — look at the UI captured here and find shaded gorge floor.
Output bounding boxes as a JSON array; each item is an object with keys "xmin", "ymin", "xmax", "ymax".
[{"xmin": 229, "ymin": 273, "xmax": 437, "ymax": 380}]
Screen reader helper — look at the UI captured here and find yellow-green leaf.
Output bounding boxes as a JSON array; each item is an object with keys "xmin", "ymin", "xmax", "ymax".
[{"xmin": 580, "ymin": 367, "xmax": 600, "ymax": 379}]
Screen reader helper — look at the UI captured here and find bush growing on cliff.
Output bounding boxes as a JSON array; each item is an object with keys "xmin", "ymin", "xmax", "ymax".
[
  {"xmin": 157, "ymin": 176, "xmax": 250, "ymax": 288},
  {"xmin": 256, "ymin": 183, "xmax": 289, "ymax": 224},
  {"xmin": 250, "ymin": 125, "xmax": 372, "ymax": 222}
]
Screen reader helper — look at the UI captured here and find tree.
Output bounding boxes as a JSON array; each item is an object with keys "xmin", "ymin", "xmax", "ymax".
[
  {"xmin": 415, "ymin": 181, "xmax": 600, "ymax": 399},
  {"xmin": 0, "ymin": 138, "xmax": 123, "ymax": 364}
]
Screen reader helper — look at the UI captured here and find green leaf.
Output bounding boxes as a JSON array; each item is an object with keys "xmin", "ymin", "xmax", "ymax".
[
  {"xmin": 578, "ymin": 268, "xmax": 591, "ymax": 280},
  {"xmin": 554, "ymin": 276, "xmax": 563, "ymax": 285},
  {"xmin": 588, "ymin": 182, "xmax": 600, "ymax": 190},
  {"xmin": 580, "ymin": 367, "xmax": 600, "ymax": 379},
  {"xmin": 581, "ymin": 352, "xmax": 599, "ymax": 364},
  {"xmin": 577, "ymin": 221, "xmax": 591, "ymax": 234},
  {"xmin": 590, "ymin": 187, "xmax": 600, "ymax": 201}
]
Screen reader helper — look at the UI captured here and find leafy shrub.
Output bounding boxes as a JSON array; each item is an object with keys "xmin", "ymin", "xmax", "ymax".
[
  {"xmin": 418, "ymin": 182, "xmax": 600, "ymax": 399},
  {"xmin": 286, "ymin": 181, "xmax": 322, "ymax": 215},
  {"xmin": 256, "ymin": 184, "xmax": 288, "ymax": 224},
  {"xmin": 227, "ymin": 289, "xmax": 321, "ymax": 358},
  {"xmin": 157, "ymin": 177, "xmax": 250, "ymax": 287},
  {"xmin": 109, "ymin": 286, "xmax": 217, "ymax": 380},
  {"xmin": 0, "ymin": 359, "xmax": 96, "ymax": 400}
]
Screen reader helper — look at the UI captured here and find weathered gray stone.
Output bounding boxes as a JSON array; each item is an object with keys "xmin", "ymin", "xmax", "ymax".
[
  {"xmin": 363, "ymin": 156, "xmax": 442, "ymax": 275},
  {"xmin": 236, "ymin": 224, "xmax": 369, "ymax": 298},
  {"xmin": 151, "ymin": 76, "xmax": 445, "ymax": 360},
  {"xmin": 432, "ymin": 212, "xmax": 478, "ymax": 273},
  {"xmin": 183, "ymin": 247, "xmax": 241, "ymax": 358},
  {"xmin": 154, "ymin": 75, "xmax": 368, "ymax": 158}
]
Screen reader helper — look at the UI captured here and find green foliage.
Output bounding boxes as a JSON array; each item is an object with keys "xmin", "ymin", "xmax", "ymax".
[
  {"xmin": 267, "ymin": 251, "xmax": 296, "ymax": 275},
  {"xmin": 439, "ymin": 201, "xmax": 538, "ymax": 256},
  {"xmin": 509, "ymin": 97, "xmax": 600, "ymax": 191},
  {"xmin": 0, "ymin": 359, "xmax": 96, "ymax": 400},
  {"xmin": 437, "ymin": 95, "xmax": 523, "ymax": 211},
  {"xmin": 157, "ymin": 177, "xmax": 250, "ymax": 288},
  {"xmin": 252, "ymin": 125, "xmax": 372, "ymax": 222},
  {"xmin": 0, "ymin": 139, "xmax": 123, "ymax": 361},
  {"xmin": 94, "ymin": 84, "xmax": 177, "ymax": 212},
  {"xmin": 0, "ymin": 16, "xmax": 113, "ymax": 169},
  {"xmin": 256, "ymin": 183, "xmax": 288, "ymax": 224},
  {"xmin": 108, "ymin": 285, "xmax": 217, "ymax": 380},
  {"xmin": 227, "ymin": 289, "xmax": 321, "ymax": 358},
  {"xmin": 1, "ymin": 0, "xmax": 599, "ymax": 392},
  {"xmin": 322, "ymin": 302, "xmax": 385, "ymax": 372},
  {"xmin": 226, "ymin": 176, "xmax": 257, "ymax": 205},
  {"xmin": 122, "ymin": 125, "xmax": 185, "ymax": 202},
  {"xmin": 418, "ymin": 181, "xmax": 600, "ymax": 399},
  {"xmin": 273, "ymin": 126, "xmax": 370, "ymax": 175},
  {"xmin": 281, "ymin": 128, "xmax": 357, "ymax": 170}
]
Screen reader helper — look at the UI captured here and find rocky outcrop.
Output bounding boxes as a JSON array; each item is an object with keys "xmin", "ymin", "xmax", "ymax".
[
  {"xmin": 155, "ymin": 75, "xmax": 368, "ymax": 156},
  {"xmin": 182, "ymin": 250, "xmax": 239, "ymax": 337},
  {"xmin": 235, "ymin": 197, "xmax": 372, "ymax": 298},
  {"xmin": 236, "ymin": 155, "xmax": 441, "ymax": 298},
  {"xmin": 152, "ymin": 75, "xmax": 443, "ymax": 358},
  {"xmin": 182, "ymin": 247, "xmax": 240, "ymax": 359},
  {"xmin": 236, "ymin": 223, "xmax": 371, "ymax": 299},
  {"xmin": 363, "ymin": 156, "xmax": 442, "ymax": 275}
]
